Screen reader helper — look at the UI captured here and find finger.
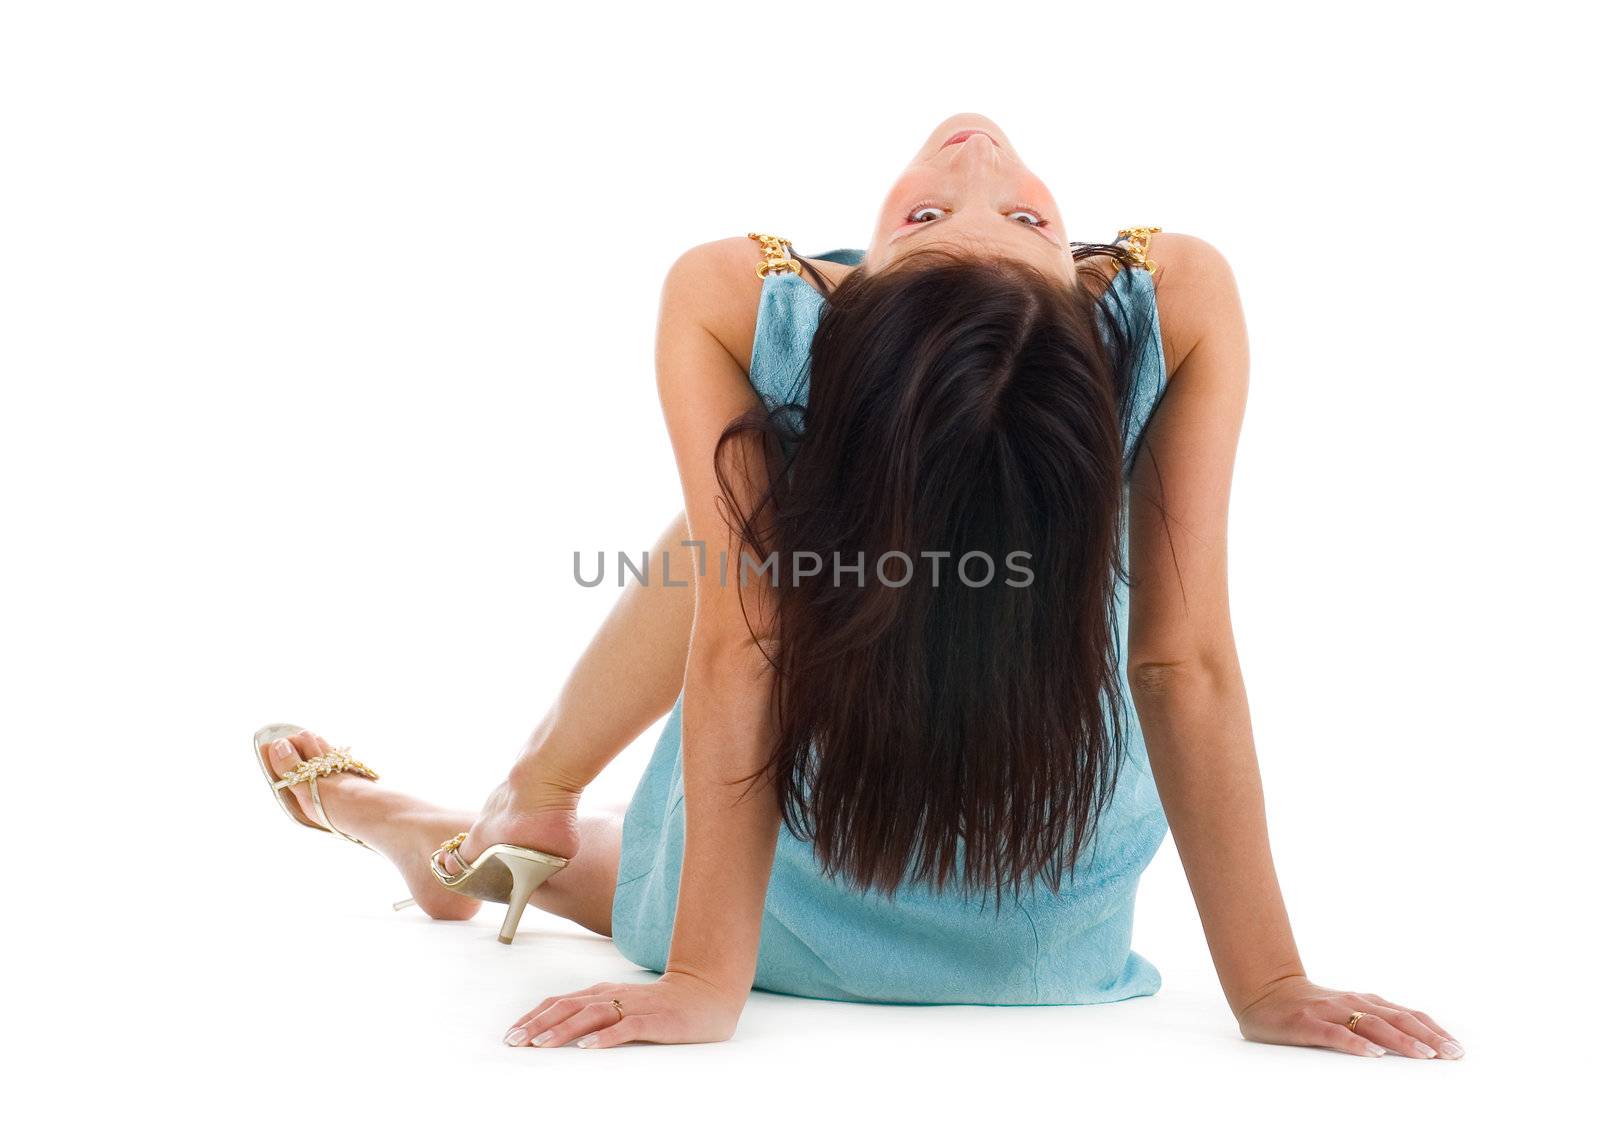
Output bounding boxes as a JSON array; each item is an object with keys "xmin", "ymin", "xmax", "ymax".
[
  {"xmin": 507, "ymin": 997, "xmax": 590, "ymax": 1045},
  {"xmin": 1372, "ymin": 1007, "xmax": 1452, "ymax": 1060},
  {"xmin": 530, "ymin": 1000, "xmax": 621, "ymax": 1048},
  {"xmin": 502, "ymin": 992, "xmax": 585, "ymax": 1049},
  {"xmin": 1368, "ymin": 997, "xmax": 1461, "ymax": 1046},
  {"xmin": 507, "ymin": 996, "xmax": 566, "ymax": 1033},
  {"xmin": 507, "ymin": 986, "xmax": 614, "ymax": 1031},
  {"xmin": 1412, "ymin": 1012, "xmax": 1464, "ymax": 1057},
  {"xmin": 576, "ymin": 1014, "xmax": 655, "ymax": 1048},
  {"xmin": 508, "ymin": 993, "xmax": 616, "ymax": 1046},
  {"xmin": 1347, "ymin": 1012, "xmax": 1435, "ymax": 1058},
  {"xmin": 1315, "ymin": 1021, "xmax": 1388, "ymax": 1058},
  {"xmin": 1367, "ymin": 999, "xmax": 1464, "ymax": 1059}
]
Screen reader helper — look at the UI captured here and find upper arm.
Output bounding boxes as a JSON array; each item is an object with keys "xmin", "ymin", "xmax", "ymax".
[
  {"xmin": 654, "ymin": 238, "xmax": 773, "ymax": 660},
  {"xmin": 1126, "ymin": 232, "xmax": 1251, "ymax": 680}
]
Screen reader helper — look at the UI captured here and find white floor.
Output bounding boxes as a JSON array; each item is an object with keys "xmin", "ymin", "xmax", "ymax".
[{"xmin": 25, "ymin": 799, "xmax": 1568, "ymax": 1127}]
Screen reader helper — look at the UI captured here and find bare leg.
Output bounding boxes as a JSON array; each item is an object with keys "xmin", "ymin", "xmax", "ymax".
[
  {"xmin": 266, "ymin": 514, "xmax": 694, "ymax": 937},
  {"xmin": 265, "ymin": 733, "xmax": 630, "ymax": 933},
  {"xmin": 527, "ymin": 804, "xmax": 628, "ymax": 934},
  {"xmin": 442, "ymin": 512, "xmax": 698, "ymax": 919}
]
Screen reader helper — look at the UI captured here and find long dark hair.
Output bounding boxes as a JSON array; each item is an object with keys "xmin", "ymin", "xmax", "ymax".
[{"xmin": 715, "ymin": 242, "xmax": 1155, "ymax": 907}]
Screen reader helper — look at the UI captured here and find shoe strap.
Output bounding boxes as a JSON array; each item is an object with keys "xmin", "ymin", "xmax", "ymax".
[
  {"xmin": 273, "ymin": 748, "xmax": 378, "ymax": 849},
  {"xmin": 430, "ymin": 831, "xmax": 470, "ymax": 887},
  {"xmin": 272, "ymin": 749, "xmax": 379, "ymax": 789}
]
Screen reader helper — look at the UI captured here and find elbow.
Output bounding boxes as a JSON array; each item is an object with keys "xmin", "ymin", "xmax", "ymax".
[
  {"xmin": 1130, "ymin": 659, "xmax": 1187, "ymax": 699},
  {"xmin": 1128, "ymin": 654, "xmax": 1236, "ymax": 700},
  {"xmin": 687, "ymin": 628, "xmax": 772, "ymax": 685}
]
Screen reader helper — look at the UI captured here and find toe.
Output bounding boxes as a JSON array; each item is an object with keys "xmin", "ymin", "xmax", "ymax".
[
  {"xmin": 439, "ymin": 830, "xmax": 474, "ymax": 876},
  {"xmin": 266, "ymin": 736, "xmax": 303, "ymax": 779},
  {"xmin": 264, "ymin": 736, "xmax": 317, "ymax": 823},
  {"xmin": 289, "ymin": 729, "xmax": 333, "ymax": 760}
]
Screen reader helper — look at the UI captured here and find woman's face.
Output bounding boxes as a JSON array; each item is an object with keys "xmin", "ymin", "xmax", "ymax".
[{"xmin": 865, "ymin": 113, "xmax": 1073, "ymax": 284}]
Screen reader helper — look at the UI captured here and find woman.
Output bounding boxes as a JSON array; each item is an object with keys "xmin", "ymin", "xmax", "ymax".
[{"xmin": 255, "ymin": 113, "xmax": 1461, "ymax": 1059}]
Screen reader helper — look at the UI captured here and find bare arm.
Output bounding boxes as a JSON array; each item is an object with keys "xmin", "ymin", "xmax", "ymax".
[
  {"xmin": 499, "ymin": 240, "xmax": 784, "ymax": 1049},
  {"xmin": 1128, "ymin": 234, "xmax": 1460, "ymax": 1060},
  {"xmin": 1125, "ymin": 232, "xmax": 1301, "ymax": 1008},
  {"xmin": 653, "ymin": 239, "xmax": 782, "ymax": 1007},
  {"xmin": 509, "ymin": 512, "xmax": 695, "ymax": 794}
]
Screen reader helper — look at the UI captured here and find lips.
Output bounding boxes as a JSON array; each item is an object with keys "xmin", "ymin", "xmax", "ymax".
[{"xmin": 942, "ymin": 128, "xmax": 996, "ymax": 148}]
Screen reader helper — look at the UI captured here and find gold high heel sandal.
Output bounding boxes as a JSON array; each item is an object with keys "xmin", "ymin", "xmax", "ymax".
[
  {"xmin": 253, "ymin": 722, "xmax": 416, "ymax": 912},
  {"xmin": 430, "ymin": 832, "xmax": 569, "ymax": 944}
]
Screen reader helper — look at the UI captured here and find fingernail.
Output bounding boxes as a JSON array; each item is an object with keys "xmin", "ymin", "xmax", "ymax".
[
  {"xmin": 1413, "ymin": 1040, "xmax": 1437, "ymax": 1058},
  {"xmin": 1439, "ymin": 1040, "xmax": 1464, "ymax": 1059},
  {"xmin": 531, "ymin": 1031, "xmax": 552, "ymax": 1046},
  {"xmin": 1368, "ymin": 1044, "xmax": 1386, "ymax": 1056},
  {"xmin": 504, "ymin": 1028, "xmax": 528, "ymax": 1047},
  {"xmin": 576, "ymin": 1034, "xmax": 598, "ymax": 1048}
]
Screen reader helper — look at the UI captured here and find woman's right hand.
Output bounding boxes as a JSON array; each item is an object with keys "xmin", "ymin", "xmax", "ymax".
[{"xmin": 504, "ymin": 969, "xmax": 746, "ymax": 1049}]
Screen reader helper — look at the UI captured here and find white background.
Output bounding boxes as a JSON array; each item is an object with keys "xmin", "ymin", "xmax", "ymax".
[{"xmin": 3, "ymin": 1, "xmax": 1594, "ymax": 1123}]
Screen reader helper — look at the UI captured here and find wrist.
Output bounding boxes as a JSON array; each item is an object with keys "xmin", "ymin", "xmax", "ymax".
[
  {"xmin": 661, "ymin": 964, "xmax": 751, "ymax": 1013},
  {"xmin": 1231, "ymin": 968, "xmax": 1309, "ymax": 1019}
]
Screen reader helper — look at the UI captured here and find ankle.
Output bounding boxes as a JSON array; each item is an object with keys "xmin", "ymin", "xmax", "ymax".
[
  {"xmin": 507, "ymin": 745, "xmax": 588, "ymax": 811},
  {"xmin": 504, "ymin": 773, "xmax": 583, "ymax": 814}
]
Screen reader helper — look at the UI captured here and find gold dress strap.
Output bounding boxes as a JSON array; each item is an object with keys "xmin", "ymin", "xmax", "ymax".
[
  {"xmin": 1116, "ymin": 226, "xmax": 1163, "ymax": 271},
  {"xmin": 747, "ymin": 232, "xmax": 802, "ymax": 279}
]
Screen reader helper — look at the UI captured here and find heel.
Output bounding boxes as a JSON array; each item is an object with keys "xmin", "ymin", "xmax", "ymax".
[
  {"xmin": 427, "ymin": 837, "xmax": 570, "ymax": 942},
  {"xmin": 495, "ymin": 853, "xmax": 563, "ymax": 944}
]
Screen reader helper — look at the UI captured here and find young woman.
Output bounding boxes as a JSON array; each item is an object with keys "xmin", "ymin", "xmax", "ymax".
[{"xmin": 255, "ymin": 113, "xmax": 1461, "ymax": 1060}]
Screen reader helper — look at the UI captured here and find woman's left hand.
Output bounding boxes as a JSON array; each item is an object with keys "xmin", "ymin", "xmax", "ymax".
[
  {"xmin": 502, "ymin": 971, "xmax": 744, "ymax": 1049},
  {"xmin": 1236, "ymin": 975, "xmax": 1464, "ymax": 1059}
]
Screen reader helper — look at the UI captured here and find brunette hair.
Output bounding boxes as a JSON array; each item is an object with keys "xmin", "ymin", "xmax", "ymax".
[{"xmin": 715, "ymin": 242, "xmax": 1156, "ymax": 907}]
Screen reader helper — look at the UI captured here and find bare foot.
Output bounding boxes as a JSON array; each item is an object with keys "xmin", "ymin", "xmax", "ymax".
[{"xmin": 264, "ymin": 730, "xmax": 482, "ymax": 921}]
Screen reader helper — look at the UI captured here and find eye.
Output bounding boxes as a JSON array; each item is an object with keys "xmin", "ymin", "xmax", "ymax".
[
  {"xmin": 1006, "ymin": 208, "xmax": 1046, "ymax": 227},
  {"xmin": 908, "ymin": 205, "xmax": 947, "ymax": 223}
]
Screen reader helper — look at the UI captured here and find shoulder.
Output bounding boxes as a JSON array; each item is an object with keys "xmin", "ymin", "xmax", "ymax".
[
  {"xmin": 659, "ymin": 236, "xmax": 765, "ymax": 370},
  {"xmin": 663, "ymin": 235, "xmax": 762, "ymax": 295},
  {"xmin": 1145, "ymin": 231, "xmax": 1245, "ymax": 377}
]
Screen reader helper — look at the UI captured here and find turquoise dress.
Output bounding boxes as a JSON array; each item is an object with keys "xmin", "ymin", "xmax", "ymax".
[{"xmin": 611, "ymin": 238, "xmax": 1172, "ymax": 1005}]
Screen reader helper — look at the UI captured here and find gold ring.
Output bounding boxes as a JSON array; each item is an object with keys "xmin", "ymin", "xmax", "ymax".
[
  {"xmin": 1347, "ymin": 1010, "xmax": 1369, "ymax": 1032},
  {"xmin": 609, "ymin": 998, "xmax": 624, "ymax": 1019}
]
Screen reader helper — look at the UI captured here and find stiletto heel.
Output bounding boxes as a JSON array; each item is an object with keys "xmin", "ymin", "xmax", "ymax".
[
  {"xmin": 496, "ymin": 855, "xmax": 548, "ymax": 943},
  {"xmin": 429, "ymin": 833, "xmax": 570, "ymax": 945}
]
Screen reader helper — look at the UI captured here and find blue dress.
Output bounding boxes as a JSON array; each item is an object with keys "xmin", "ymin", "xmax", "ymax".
[{"xmin": 611, "ymin": 238, "xmax": 1172, "ymax": 1005}]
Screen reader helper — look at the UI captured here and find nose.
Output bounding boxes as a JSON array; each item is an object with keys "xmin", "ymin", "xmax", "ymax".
[
  {"xmin": 952, "ymin": 130, "xmax": 999, "ymax": 154},
  {"xmin": 948, "ymin": 131, "xmax": 1002, "ymax": 174},
  {"xmin": 948, "ymin": 132, "xmax": 1002, "ymax": 198}
]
